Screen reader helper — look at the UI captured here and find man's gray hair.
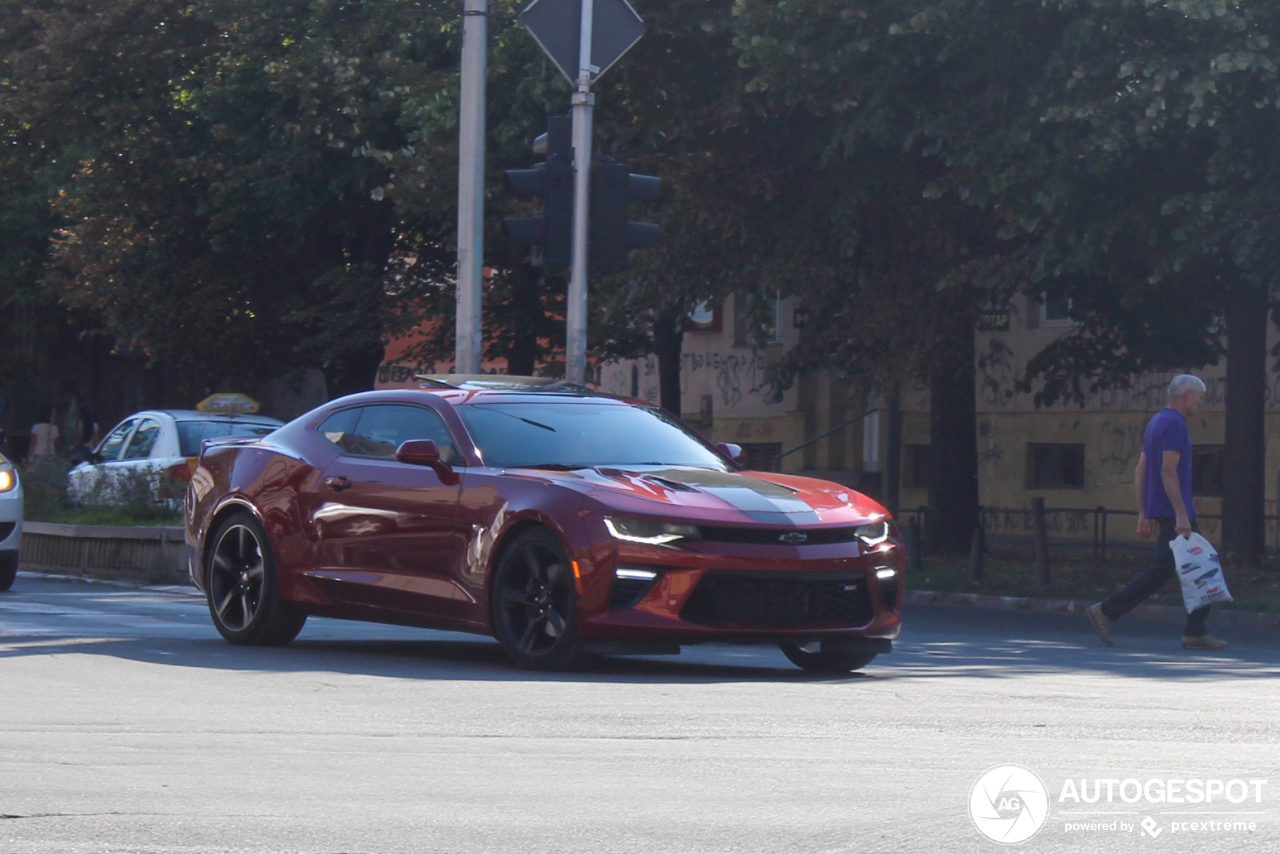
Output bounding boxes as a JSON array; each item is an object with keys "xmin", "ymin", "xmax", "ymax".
[{"xmin": 1168, "ymin": 373, "xmax": 1206, "ymax": 402}]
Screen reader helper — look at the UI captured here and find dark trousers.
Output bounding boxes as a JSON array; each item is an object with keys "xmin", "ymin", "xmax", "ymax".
[{"xmin": 1100, "ymin": 517, "xmax": 1210, "ymax": 637}]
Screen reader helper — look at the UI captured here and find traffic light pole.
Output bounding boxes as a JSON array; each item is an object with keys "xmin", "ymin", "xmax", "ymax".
[
  {"xmin": 566, "ymin": 0, "xmax": 596, "ymax": 386},
  {"xmin": 455, "ymin": 0, "xmax": 488, "ymax": 375}
]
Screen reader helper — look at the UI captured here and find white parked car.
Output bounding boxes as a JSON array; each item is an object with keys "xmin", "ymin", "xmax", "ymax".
[
  {"xmin": 69, "ymin": 410, "xmax": 283, "ymax": 503},
  {"xmin": 0, "ymin": 433, "xmax": 22, "ymax": 590}
]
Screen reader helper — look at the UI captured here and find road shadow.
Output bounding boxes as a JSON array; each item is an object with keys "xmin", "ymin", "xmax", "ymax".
[{"xmin": 2, "ymin": 579, "xmax": 1277, "ymax": 685}]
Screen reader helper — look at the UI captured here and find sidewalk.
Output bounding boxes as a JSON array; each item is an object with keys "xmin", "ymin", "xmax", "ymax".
[{"xmin": 907, "ymin": 589, "xmax": 1280, "ymax": 628}]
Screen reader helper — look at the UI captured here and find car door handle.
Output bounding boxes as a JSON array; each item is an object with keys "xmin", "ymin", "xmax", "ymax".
[{"xmin": 324, "ymin": 476, "xmax": 351, "ymax": 492}]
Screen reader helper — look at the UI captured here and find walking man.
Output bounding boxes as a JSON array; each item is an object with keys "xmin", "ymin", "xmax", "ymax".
[{"xmin": 1088, "ymin": 374, "xmax": 1228, "ymax": 650}]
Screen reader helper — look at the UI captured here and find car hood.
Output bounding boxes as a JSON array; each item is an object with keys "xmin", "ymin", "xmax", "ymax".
[{"xmin": 530, "ymin": 465, "xmax": 887, "ymax": 526}]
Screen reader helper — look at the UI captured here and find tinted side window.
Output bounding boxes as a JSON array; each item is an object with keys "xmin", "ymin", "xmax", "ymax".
[
  {"xmin": 318, "ymin": 409, "xmax": 362, "ymax": 451},
  {"xmin": 96, "ymin": 420, "xmax": 138, "ymax": 462},
  {"xmin": 346, "ymin": 405, "xmax": 456, "ymax": 462},
  {"xmin": 122, "ymin": 419, "xmax": 162, "ymax": 460}
]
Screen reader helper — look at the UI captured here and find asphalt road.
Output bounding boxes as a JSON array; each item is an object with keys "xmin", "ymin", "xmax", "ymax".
[{"xmin": 1, "ymin": 573, "xmax": 1277, "ymax": 854}]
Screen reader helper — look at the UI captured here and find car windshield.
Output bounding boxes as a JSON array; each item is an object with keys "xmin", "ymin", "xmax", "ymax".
[
  {"xmin": 176, "ymin": 420, "xmax": 278, "ymax": 457},
  {"xmin": 458, "ymin": 402, "xmax": 730, "ymax": 471}
]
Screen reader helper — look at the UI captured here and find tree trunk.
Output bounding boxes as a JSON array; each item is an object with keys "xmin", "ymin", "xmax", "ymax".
[
  {"xmin": 926, "ymin": 322, "xmax": 979, "ymax": 554},
  {"xmin": 1221, "ymin": 283, "xmax": 1268, "ymax": 563},
  {"xmin": 653, "ymin": 309, "xmax": 684, "ymax": 418},
  {"xmin": 883, "ymin": 385, "xmax": 903, "ymax": 517},
  {"xmin": 323, "ymin": 340, "xmax": 385, "ymax": 400}
]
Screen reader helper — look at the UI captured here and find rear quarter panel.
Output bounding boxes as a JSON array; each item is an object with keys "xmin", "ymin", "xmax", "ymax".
[{"xmin": 187, "ymin": 436, "xmax": 332, "ymax": 599}]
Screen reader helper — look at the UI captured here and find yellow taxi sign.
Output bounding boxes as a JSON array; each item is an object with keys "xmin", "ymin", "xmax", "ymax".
[{"xmin": 196, "ymin": 393, "xmax": 261, "ymax": 415}]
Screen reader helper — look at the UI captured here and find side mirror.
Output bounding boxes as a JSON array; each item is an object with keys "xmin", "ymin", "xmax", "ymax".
[
  {"xmin": 396, "ymin": 439, "xmax": 460, "ymax": 485},
  {"xmin": 717, "ymin": 442, "xmax": 745, "ymax": 465},
  {"xmin": 396, "ymin": 439, "xmax": 440, "ymax": 466}
]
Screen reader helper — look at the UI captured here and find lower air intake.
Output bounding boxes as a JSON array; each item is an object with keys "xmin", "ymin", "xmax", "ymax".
[{"xmin": 680, "ymin": 570, "xmax": 873, "ymax": 628}]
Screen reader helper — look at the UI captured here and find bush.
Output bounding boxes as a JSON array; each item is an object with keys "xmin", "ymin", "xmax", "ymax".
[{"xmin": 18, "ymin": 454, "xmax": 181, "ymax": 526}]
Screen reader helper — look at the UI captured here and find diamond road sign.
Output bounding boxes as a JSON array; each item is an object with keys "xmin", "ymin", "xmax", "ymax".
[{"xmin": 520, "ymin": 0, "xmax": 646, "ymax": 85}]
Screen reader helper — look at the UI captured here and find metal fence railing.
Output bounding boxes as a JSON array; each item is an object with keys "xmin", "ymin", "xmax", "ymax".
[{"xmin": 896, "ymin": 504, "xmax": 1280, "ymax": 566}]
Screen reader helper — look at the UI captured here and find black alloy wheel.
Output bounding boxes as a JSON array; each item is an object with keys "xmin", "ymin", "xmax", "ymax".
[
  {"xmin": 779, "ymin": 638, "xmax": 879, "ymax": 673},
  {"xmin": 491, "ymin": 528, "xmax": 588, "ymax": 671},
  {"xmin": 206, "ymin": 512, "xmax": 306, "ymax": 646}
]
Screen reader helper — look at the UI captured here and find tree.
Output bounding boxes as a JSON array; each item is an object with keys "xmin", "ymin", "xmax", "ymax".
[
  {"xmin": 734, "ymin": 0, "xmax": 1280, "ymax": 560},
  {"xmin": 2, "ymin": 0, "xmax": 472, "ymax": 396}
]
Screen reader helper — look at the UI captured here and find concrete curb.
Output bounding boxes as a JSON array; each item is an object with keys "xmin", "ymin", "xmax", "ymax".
[{"xmin": 906, "ymin": 589, "xmax": 1280, "ymax": 628}]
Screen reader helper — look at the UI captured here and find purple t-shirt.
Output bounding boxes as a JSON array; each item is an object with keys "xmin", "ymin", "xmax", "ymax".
[{"xmin": 1143, "ymin": 408, "xmax": 1194, "ymax": 519}]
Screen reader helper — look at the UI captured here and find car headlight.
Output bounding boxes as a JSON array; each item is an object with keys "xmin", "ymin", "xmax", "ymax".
[
  {"xmin": 604, "ymin": 517, "xmax": 701, "ymax": 546},
  {"xmin": 0, "ymin": 470, "xmax": 14, "ymax": 493},
  {"xmin": 854, "ymin": 520, "xmax": 890, "ymax": 547}
]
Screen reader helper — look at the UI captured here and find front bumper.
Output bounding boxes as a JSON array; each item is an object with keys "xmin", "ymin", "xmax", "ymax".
[{"xmin": 579, "ymin": 538, "xmax": 904, "ymax": 645}]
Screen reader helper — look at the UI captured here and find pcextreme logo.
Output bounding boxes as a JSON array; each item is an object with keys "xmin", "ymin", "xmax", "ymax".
[{"xmin": 969, "ymin": 765, "xmax": 1051, "ymax": 844}]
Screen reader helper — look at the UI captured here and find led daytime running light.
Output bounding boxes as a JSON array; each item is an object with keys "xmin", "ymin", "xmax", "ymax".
[
  {"xmin": 854, "ymin": 521, "xmax": 890, "ymax": 547},
  {"xmin": 604, "ymin": 516, "xmax": 700, "ymax": 545}
]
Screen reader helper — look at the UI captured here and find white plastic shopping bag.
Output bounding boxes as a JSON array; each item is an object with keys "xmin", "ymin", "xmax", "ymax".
[{"xmin": 1169, "ymin": 532, "xmax": 1233, "ymax": 612}]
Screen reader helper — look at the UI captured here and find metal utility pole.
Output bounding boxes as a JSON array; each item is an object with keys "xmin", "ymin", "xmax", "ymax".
[
  {"xmin": 517, "ymin": 0, "xmax": 646, "ymax": 384},
  {"xmin": 565, "ymin": 0, "xmax": 596, "ymax": 386},
  {"xmin": 455, "ymin": 0, "xmax": 488, "ymax": 375}
]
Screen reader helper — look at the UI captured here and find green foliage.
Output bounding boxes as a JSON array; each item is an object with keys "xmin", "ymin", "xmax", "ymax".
[{"xmin": 18, "ymin": 454, "xmax": 180, "ymax": 525}]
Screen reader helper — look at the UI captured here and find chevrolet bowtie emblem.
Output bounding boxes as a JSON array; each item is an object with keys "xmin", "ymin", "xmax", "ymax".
[{"xmin": 778, "ymin": 532, "xmax": 808, "ymax": 545}]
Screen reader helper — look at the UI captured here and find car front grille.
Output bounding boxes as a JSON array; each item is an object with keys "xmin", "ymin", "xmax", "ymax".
[
  {"xmin": 679, "ymin": 570, "xmax": 873, "ymax": 628},
  {"xmin": 0, "ymin": 522, "xmax": 14, "ymax": 541},
  {"xmin": 696, "ymin": 526, "xmax": 860, "ymax": 546}
]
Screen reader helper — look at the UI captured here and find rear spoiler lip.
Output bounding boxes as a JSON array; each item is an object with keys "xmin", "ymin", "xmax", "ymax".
[{"xmin": 199, "ymin": 435, "xmax": 263, "ymax": 456}]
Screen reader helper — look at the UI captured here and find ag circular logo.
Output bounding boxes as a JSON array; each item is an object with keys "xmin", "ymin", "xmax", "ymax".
[{"xmin": 969, "ymin": 764, "xmax": 1050, "ymax": 844}]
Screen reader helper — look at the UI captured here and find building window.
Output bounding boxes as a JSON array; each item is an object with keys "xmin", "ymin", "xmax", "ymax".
[
  {"xmin": 1026, "ymin": 443, "xmax": 1085, "ymax": 489},
  {"xmin": 1039, "ymin": 293, "xmax": 1073, "ymax": 326},
  {"xmin": 1193, "ymin": 445, "xmax": 1223, "ymax": 497},
  {"xmin": 733, "ymin": 291, "xmax": 782, "ymax": 346},
  {"xmin": 903, "ymin": 444, "xmax": 930, "ymax": 489},
  {"xmin": 738, "ymin": 442, "xmax": 782, "ymax": 472}
]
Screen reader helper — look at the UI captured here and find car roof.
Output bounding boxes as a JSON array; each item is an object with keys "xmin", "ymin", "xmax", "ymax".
[
  {"xmin": 128, "ymin": 410, "xmax": 284, "ymax": 425},
  {"xmin": 411, "ymin": 375, "xmax": 629, "ymax": 406},
  {"xmin": 416, "ymin": 375, "xmax": 596, "ymax": 393}
]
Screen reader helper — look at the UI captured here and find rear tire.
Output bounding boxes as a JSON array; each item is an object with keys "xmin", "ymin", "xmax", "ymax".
[
  {"xmin": 780, "ymin": 639, "xmax": 878, "ymax": 673},
  {"xmin": 491, "ymin": 528, "xmax": 588, "ymax": 671},
  {"xmin": 206, "ymin": 512, "xmax": 306, "ymax": 646},
  {"xmin": 0, "ymin": 552, "xmax": 16, "ymax": 591}
]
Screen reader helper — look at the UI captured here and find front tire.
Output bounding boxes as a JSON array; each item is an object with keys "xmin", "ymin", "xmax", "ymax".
[
  {"xmin": 206, "ymin": 512, "xmax": 306, "ymax": 646},
  {"xmin": 780, "ymin": 639, "xmax": 878, "ymax": 673},
  {"xmin": 491, "ymin": 528, "xmax": 588, "ymax": 671},
  {"xmin": 0, "ymin": 552, "xmax": 16, "ymax": 591}
]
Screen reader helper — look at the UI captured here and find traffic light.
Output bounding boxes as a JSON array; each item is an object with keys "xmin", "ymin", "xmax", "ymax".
[
  {"xmin": 503, "ymin": 115, "xmax": 574, "ymax": 276},
  {"xmin": 589, "ymin": 157, "xmax": 661, "ymax": 274}
]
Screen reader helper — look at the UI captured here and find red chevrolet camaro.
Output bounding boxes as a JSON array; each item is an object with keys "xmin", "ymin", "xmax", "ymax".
[{"xmin": 186, "ymin": 376, "xmax": 903, "ymax": 671}]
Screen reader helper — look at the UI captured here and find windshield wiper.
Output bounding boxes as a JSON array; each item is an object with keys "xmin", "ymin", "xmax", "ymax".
[
  {"xmin": 489, "ymin": 409, "xmax": 556, "ymax": 432},
  {"xmin": 516, "ymin": 462, "xmax": 590, "ymax": 471}
]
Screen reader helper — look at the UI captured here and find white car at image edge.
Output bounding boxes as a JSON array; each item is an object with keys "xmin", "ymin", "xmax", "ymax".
[
  {"xmin": 0, "ymin": 438, "xmax": 23, "ymax": 591},
  {"xmin": 68, "ymin": 410, "xmax": 283, "ymax": 503}
]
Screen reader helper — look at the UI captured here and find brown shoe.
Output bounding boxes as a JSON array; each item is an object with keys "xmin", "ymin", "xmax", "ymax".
[
  {"xmin": 1182, "ymin": 635, "xmax": 1228, "ymax": 651},
  {"xmin": 1087, "ymin": 603, "xmax": 1115, "ymax": 647}
]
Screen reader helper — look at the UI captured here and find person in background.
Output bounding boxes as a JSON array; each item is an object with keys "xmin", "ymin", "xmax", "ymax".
[
  {"xmin": 1087, "ymin": 374, "xmax": 1228, "ymax": 651},
  {"xmin": 68, "ymin": 409, "xmax": 100, "ymax": 465},
  {"xmin": 29, "ymin": 407, "xmax": 60, "ymax": 456}
]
